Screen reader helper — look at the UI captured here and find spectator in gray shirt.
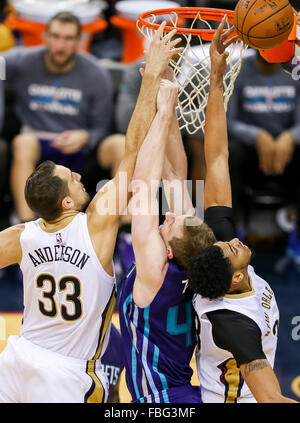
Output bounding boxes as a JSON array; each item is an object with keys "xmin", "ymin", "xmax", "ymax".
[
  {"xmin": 2, "ymin": 11, "xmax": 114, "ymax": 222},
  {"xmin": 227, "ymin": 50, "xmax": 300, "ymax": 261}
]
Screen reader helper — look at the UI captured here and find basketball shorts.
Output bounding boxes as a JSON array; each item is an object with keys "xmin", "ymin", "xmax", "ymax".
[
  {"xmin": 134, "ymin": 385, "xmax": 202, "ymax": 403},
  {"xmin": 0, "ymin": 335, "xmax": 109, "ymax": 403}
]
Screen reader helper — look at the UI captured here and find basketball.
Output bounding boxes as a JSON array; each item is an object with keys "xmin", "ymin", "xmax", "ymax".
[{"xmin": 234, "ymin": 0, "xmax": 295, "ymax": 49}]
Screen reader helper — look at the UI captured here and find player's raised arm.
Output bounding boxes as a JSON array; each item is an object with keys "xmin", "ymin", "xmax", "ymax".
[
  {"xmin": 87, "ymin": 23, "xmax": 184, "ymax": 222},
  {"xmin": 86, "ymin": 24, "xmax": 183, "ymax": 274},
  {"xmin": 204, "ymin": 18, "xmax": 238, "ymax": 209},
  {"xmin": 0, "ymin": 224, "xmax": 24, "ymax": 268},
  {"xmin": 130, "ymin": 79, "xmax": 178, "ymax": 307},
  {"xmin": 162, "ymin": 86, "xmax": 195, "ymax": 217}
]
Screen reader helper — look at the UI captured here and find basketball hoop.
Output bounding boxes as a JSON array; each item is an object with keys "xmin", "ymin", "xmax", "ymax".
[{"xmin": 137, "ymin": 7, "xmax": 248, "ymax": 135}]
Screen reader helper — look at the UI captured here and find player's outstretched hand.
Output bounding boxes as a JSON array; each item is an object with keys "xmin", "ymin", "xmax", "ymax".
[
  {"xmin": 157, "ymin": 79, "xmax": 178, "ymax": 115},
  {"xmin": 210, "ymin": 15, "xmax": 239, "ymax": 77},
  {"xmin": 144, "ymin": 21, "xmax": 184, "ymax": 77}
]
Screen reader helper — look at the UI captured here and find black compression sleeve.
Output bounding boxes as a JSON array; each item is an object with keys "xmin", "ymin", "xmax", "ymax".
[
  {"xmin": 204, "ymin": 206, "xmax": 236, "ymax": 242},
  {"xmin": 207, "ymin": 309, "xmax": 266, "ymax": 366}
]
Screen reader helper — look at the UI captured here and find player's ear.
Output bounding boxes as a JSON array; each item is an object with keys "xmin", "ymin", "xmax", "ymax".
[
  {"xmin": 231, "ymin": 270, "xmax": 244, "ymax": 286},
  {"xmin": 62, "ymin": 196, "xmax": 74, "ymax": 211},
  {"xmin": 167, "ymin": 245, "xmax": 174, "ymax": 260}
]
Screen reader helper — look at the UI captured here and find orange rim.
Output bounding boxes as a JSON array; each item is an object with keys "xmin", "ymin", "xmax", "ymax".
[{"xmin": 137, "ymin": 7, "xmax": 237, "ymax": 40}]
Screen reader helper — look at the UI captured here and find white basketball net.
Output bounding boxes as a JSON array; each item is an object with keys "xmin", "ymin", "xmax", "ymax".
[{"xmin": 138, "ymin": 11, "xmax": 248, "ymax": 135}]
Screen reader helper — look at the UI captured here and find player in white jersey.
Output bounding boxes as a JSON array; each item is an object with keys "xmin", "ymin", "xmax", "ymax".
[
  {"xmin": 186, "ymin": 20, "xmax": 298, "ymax": 403},
  {"xmin": 0, "ymin": 22, "xmax": 184, "ymax": 403}
]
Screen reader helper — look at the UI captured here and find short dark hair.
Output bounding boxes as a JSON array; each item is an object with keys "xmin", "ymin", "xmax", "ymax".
[
  {"xmin": 47, "ymin": 11, "xmax": 81, "ymax": 36},
  {"xmin": 187, "ymin": 245, "xmax": 233, "ymax": 300},
  {"xmin": 25, "ymin": 161, "xmax": 69, "ymax": 221}
]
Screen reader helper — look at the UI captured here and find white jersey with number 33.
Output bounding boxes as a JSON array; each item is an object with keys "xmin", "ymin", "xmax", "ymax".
[{"xmin": 19, "ymin": 212, "xmax": 116, "ymax": 361}]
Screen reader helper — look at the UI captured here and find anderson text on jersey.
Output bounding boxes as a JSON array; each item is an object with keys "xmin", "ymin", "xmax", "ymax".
[{"xmin": 28, "ymin": 245, "xmax": 90, "ymax": 270}]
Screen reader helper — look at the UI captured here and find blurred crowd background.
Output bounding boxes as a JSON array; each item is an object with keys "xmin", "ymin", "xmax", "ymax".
[{"xmin": 0, "ymin": 0, "xmax": 299, "ymax": 401}]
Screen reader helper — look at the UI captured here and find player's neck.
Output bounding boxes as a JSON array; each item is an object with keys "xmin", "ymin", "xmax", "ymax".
[
  {"xmin": 239, "ymin": 272, "xmax": 252, "ymax": 293},
  {"xmin": 39, "ymin": 211, "xmax": 79, "ymax": 233}
]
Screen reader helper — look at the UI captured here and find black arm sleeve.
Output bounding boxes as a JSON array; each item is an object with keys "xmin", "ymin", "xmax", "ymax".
[
  {"xmin": 206, "ymin": 309, "xmax": 266, "ymax": 366},
  {"xmin": 204, "ymin": 206, "xmax": 236, "ymax": 242}
]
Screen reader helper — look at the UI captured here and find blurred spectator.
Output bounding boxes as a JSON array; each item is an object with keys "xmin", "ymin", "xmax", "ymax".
[
  {"xmin": 0, "ymin": 0, "xmax": 18, "ymax": 52},
  {"xmin": 1, "ymin": 11, "xmax": 114, "ymax": 222},
  {"xmin": 90, "ymin": 0, "xmax": 122, "ymax": 61},
  {"xmin": 101, "ymin": 323, "xmax": 125, "ymax": 403},
  {"xmin": 227, "ymin": 51, "xmax": 300, "ymax": 261}
]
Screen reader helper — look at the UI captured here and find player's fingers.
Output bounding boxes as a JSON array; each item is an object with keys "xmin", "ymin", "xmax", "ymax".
[
  {"xmin": 168, "ymin": 46, "xmax": 184, "ymax": 56},
  {"xmin": 167, "ymin": 38, "xmax": 182, "ymax": 50},
  {"xmin": 214, "ymin": 15, "xmax": 227, "ymax": 39},
  {"xmin": 212, "ymin": 16, "xmax": 228, "ymax": 48},
  {"xmin": 154, "ymin": 21, "xmax": 167, "ymax": 40},
  {"xmin": 223, "ymin": 34, "xmax": 239, "ymax": 48},
  {"xmin": 221, "ymin": 25, "xmax": 235, "ymax": 42},
  {"xmin": 163, "ymin": 28, "xmax": 178, "ymax": 43},
  {"xmin": 168, "ymin": 37, "xmax": 183, "ymax": 48}
]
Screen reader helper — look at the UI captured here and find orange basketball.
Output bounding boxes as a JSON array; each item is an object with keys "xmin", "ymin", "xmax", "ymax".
[{"xmin": 234, "ymin": 0, "xmax": 295, "ymax": 49}]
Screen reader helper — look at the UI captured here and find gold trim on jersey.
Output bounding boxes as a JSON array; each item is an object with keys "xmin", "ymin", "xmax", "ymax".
[
  {"xmin": 218, "ymin": 358, "xmax": 244, "ymax": 403},
  {"xmin": 85, "ymin": 360, "xmax": 105, "ymax": 403},
  {"xmin": 84, "ymin": 289, "xmax": 117, "ymax": 403},
  {"xmin": 38, "ymin": 214, "xmax": 77, "ymax": 233},
  {"xmin": 224, "ymin": 275, "xmax": 255, "ymax": 299}
]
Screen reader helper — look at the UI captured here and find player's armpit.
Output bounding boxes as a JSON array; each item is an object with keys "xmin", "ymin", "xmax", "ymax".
[
  {"xmin": 0, "ymin": 224, "xmax": 24, "ymax": 268},
  {"xmin": 240, "ymin": 359, "xmax": 298, "ymax": 403}
]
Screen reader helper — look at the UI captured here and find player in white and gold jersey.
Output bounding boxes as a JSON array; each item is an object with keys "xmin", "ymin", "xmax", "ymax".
[
  {"xmin": 192, "ymin": 264, "xmax": 280, "ymax": 403},
  {"xmin": 187, "ymin": 21, "xmax": 298, "ymax": 404},
  {"xmin": 0, "ymin": 22, "xmax": 184, "ymax": 403}
]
